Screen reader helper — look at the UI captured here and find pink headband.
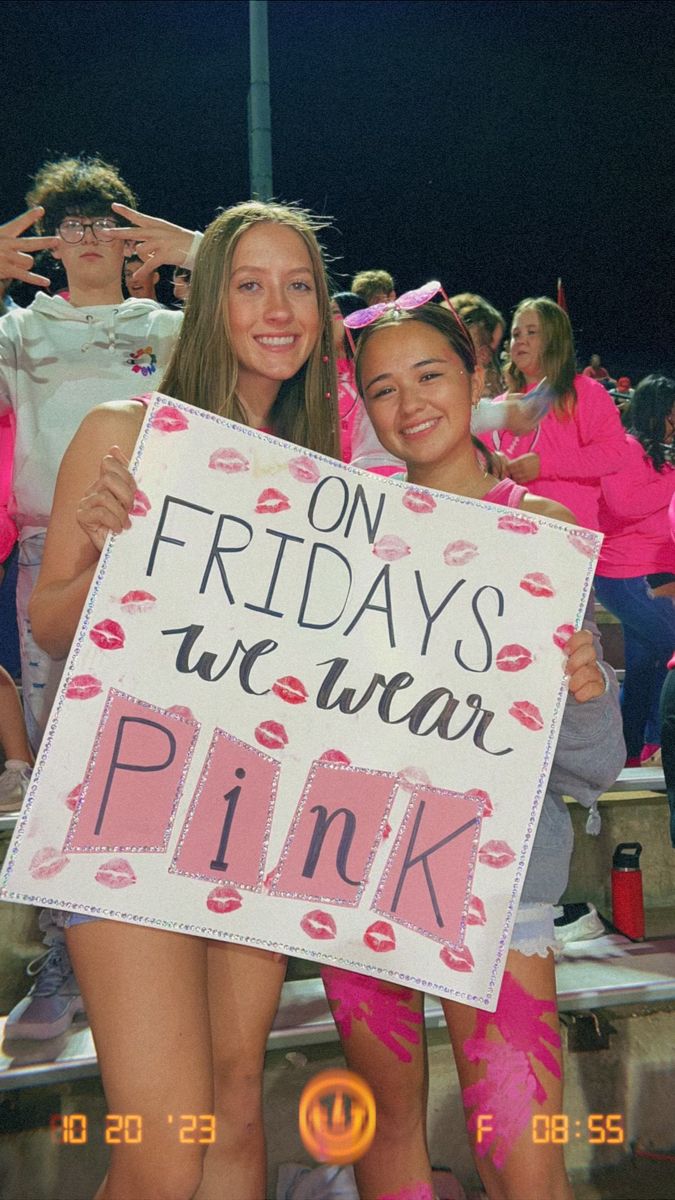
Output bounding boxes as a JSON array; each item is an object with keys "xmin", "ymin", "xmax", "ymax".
[{"xmin": 342, "ymin": 280, "xmax": 472, "ymax": 357}]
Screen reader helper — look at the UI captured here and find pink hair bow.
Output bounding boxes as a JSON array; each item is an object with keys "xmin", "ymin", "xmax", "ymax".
[{"xmin": 343, "ymin": 280, "xmax": 445, "ymax": 333}]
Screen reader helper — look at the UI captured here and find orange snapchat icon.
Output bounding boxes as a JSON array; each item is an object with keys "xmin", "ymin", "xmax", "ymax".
[{"xmin": 298, "ymin": 1068, "xmax": 377, "ymax": 1165}]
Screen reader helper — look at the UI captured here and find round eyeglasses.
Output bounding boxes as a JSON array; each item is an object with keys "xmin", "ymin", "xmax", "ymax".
[{"xmin": 57, "ymin": 218, "xmax": 119, "ymax": 244}]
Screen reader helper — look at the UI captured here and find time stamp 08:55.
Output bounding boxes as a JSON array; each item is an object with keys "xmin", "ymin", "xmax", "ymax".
[
  {"xmin": 51, "ymin": 1111, "xmax": 626, "ymax": 1147},
  {"xmin": 479, "ymin": 1113, "xmax": 626, "ymax": 1145}
]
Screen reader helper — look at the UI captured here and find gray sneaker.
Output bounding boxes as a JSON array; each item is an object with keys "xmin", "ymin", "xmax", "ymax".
[
  {"xmin": 5, "ymin": 940, "xmax": 85, "ymax": 1040},
  {"xmin": 0, "ymin": 760, "xmax": 32, "ymax": 813}
]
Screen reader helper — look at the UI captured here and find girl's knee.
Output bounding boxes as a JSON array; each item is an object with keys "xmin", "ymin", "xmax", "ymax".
[
  {"xmin": 211, "ymin": 1056, "xmax": 266, "ymax": 1136},
  {"xmin": 108, "ymin": 1145, "xmax": 204, "ymax": 1200}
]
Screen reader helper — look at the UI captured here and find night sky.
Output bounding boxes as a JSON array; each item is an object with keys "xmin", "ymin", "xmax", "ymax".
[{"xmin": 3, "ymin": 0, "xmax": 674, "ymax": 378}]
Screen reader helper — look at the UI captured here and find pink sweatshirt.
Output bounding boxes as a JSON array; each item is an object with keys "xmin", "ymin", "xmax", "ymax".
[
  {"xmin": 336, "ymin": 356, "xmax": 360, "ymax": 464},
  {"xmin": 596, "ymin": 434, "xmax": 675, "ymax": 577},
  {"xmin": 0, "ymin": 410, "xmax": 17, "ymax": 562},
  {"xmin": 483, "ymin": 374, "xmax": 630, "ymax": 535}
]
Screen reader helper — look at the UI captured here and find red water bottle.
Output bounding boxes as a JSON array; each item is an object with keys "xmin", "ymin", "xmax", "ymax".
[{"xmin": 611, "ymin": 842, "xmax": 645, "ymax": 940}]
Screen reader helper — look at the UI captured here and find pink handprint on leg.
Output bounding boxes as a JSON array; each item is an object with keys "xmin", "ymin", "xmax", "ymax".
[
  {"xmin": 322, "ymin": 966, "xmax": 423, "ymax": 1063},
  {"xmin": 462, "ymin": 971, "xmax": 561, "ymax": 1166}
]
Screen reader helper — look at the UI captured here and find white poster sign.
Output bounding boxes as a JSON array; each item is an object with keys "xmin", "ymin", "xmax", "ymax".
[{"xmin": 1, "ymin": 394, "xmax": 600, "ymax": 1009}]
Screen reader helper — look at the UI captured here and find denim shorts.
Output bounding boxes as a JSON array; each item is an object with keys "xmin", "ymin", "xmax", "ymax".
[
  {"xmin": 509, "ymin": 901, "xmax": 557, "ymax": 957},
  {"xmin": 64, "ymin": 913, "xmax": 101, "ymax": 929}
]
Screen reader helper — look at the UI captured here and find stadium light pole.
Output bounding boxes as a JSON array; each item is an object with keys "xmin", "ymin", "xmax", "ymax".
[{"xmin": 248, "ymin": 0, "xmax": 273, "ymax": 200}]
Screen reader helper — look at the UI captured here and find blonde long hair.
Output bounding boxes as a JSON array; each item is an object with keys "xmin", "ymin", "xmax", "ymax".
[
  {"xmin": 160, "ymin": 201, "xmax": 340, "ymax": 458},
  {"xmin": 507, "ymin": 297, "xmax": 577, "ymax": 416}
]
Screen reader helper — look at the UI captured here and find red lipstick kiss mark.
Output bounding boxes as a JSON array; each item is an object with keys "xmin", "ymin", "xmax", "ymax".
[
  {"xmin": 403, "ymin": 488, "xmax": 436, "ymax": 514},
  {"xmin": 509, "ymin": 700, "xmax": 544, "ymax": 731},
  {"xmin": 567, "ymin": 530, "xmax": 596, "ymax": 558},
  {"xmin": 397, "ymin": 765, "xmax": 432, "ymax": 792},
  {"xmin": 207, "ymin": 884, "xmax": 243, "ymax": 914},
  {"xmin": 130, "ymin": 489, "xmax": 151, "ymax": 517},
  {"xmin": 553, "ymin": 623, "xmax": 575, "ymax": 649},
  {"xmin": 496, "ymin": 643, "xmax": 533, "ymax": 672},
  {"xmin": 30, "ymin": 847, "xmax": 70, "ymax": 880},
  {"xmin": 464, "ymin": 788, "xmax": 494, "ymax": 817},
  {"xmin": 289, "ymin": 456, "xmax": 320, "ymax": 484},
  {"xmin": 478, "ymin": 840, "xmax": 516, "ymax": 868},
  {"xmin": 319, "ymin": 749, "xmax": 351, "ymax": 764},
  {"xmin": 149, "ymin": 405, "xmax": 189, "ymax": 433},
  {"xmin": 65, "ymin": 783, "xmax": 83, "ymax": 812},
  {"xmin": 65, "ymin": 674, "xmax": 103, "ymax": 701},
  {"xmin": 120, "ymin": 589, "xmax": 156, "ymax": 614},
  {"xmin": 209, "ymin": 447, "xmax": 250, "ymax": 473},
  {"xmin": 255, "ymin": 720, "xmax": 288, "ymax": 750},
  {"xmin": 467, "ymin": 895, "xmax": 487, "ymax": 926},
  {"xmin": 95, "ymin": 857, "xmax": 137, "ymax": 889},
  {"xmin": 166, "ymin": 704, "xmax": 196, "ymax": 721},
  {"xmin": 440, "ymin": 943, "xmax": 475, "ymax": 972},
  {"xmin": 89, "ymin": 618, "xmax": 125, "ymax": 651},
  {"xmin": 363, "ymin": 920, "xmax": 396, "ymax": 953},
  {"xmin": 255, "ymin": 488, "xmax": 290, "ymax": 514},
  {"xmin": 271, "ymin": 676, "xmax": 308, "ymax": 705},
  {"xmin": 497, "ymin": 512, "xmax": 538, "ymax": 535},
  {"xmin": 443, "ymin": 539, "xmax": 478, "ymax": 566},
  {"xmin": 520, "ymin": 572, "xmax": 555, "ymax": 598},
  {"xmin": 301, "ymin": 909, "xmax": 337, "ymax": 940},
  {"xmin": 372, "ymin": 535, "xmax": 411, "ymax": 561}
]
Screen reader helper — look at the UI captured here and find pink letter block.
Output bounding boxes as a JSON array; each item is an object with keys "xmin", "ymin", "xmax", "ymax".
[
  {"xmin": 374, "ymin": 787, "xmax": 482, "ymax": 945},
  {"xmin": 269, "ymin": 761, "xmax": 397, "ymax": 905},
  {"xmin": 64, "ymin": 689, "xmax": 199, "ymax": 853},
  {"xmin": 172, "ymin": 729, "xmax": 279, "ymax": 890}
]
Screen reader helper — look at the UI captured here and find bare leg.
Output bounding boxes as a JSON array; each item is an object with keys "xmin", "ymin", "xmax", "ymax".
[
  {"xmin": 67, "ymin": 921, "xmax": 212, "ymax": 1200},
  {"xmin": 321, "ymin": 966, "xmax": 432, "ymax": 1200},
  {"xmin": 0, "ymin": 665, "xmax": 33, "ymax": 763},
  {"xmin": 195, "ymin": 943, "xmax": 287, "ymax": 1200},
  {"xmin": 443, "ymin": 949, "xmax": 573, "ymax": 1200}
]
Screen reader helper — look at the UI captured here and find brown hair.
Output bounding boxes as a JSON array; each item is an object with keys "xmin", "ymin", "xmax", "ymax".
[
  {"xmin": 26, "ymin": 155, "xmax": 137, "ymax": 234},
  {"xmin": 350, "ymin": 269, "xmax": 395, "ymax": 304},
  {"xmin": 448, "ymin": 292, "xmax": 504, "ymax": 340},
  {"xmin": 160, "ymin": 201, "xmax": 339, "ymax": 459},
  {"xmin": 507, "ymin": 297, "xmax": 577, "ymax": 416}
]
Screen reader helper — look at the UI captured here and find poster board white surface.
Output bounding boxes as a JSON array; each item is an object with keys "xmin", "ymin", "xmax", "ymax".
[{"xmin": 1, "ymin": 394, "xmax": 600, "ymax": 1009}]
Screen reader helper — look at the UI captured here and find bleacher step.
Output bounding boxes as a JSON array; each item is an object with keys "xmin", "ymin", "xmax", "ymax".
[{"xmin": 2, "ymin": 933, "xmax": 675, "ymax": 1092}]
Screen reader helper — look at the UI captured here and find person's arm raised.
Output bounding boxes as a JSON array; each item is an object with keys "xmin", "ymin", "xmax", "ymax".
[
  {"xmin": 108, "ymin": 203, "xmax": 202, "ymax": 281},
  {"xmin": 29, "ymin": 402, "xmax": 145, "ymax": 660},
  {"xmin": 0, "ymin": 208, "xmax": 59, "ymax": 286}
]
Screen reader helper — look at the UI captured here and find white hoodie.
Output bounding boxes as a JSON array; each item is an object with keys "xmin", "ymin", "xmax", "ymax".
[{"xmin": 0, "ymin": 292, "xmax": 183, "ymax": 533}]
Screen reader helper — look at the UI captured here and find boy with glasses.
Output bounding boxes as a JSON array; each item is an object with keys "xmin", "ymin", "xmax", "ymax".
[{"xmin": 0, "ymin": 155, "xmax": 185, "ymax": 1040}]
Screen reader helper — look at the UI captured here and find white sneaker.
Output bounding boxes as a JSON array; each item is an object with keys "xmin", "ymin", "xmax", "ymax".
[
  {"xmin": 554, "ymin": 902, "xmax": 605, "ymax": 944},
  {"xmin": 0, "ymin": 759, "xmax": 32, "ymax": 813}
]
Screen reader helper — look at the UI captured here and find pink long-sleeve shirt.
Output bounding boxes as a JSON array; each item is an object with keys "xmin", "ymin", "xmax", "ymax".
[
  {"xmin": 483, "ymin": 375, "xmax": 630, "ymax": 536},
  {"xmin": 0, "ymin": 409, "xmax": 17, "ymax": 562},
  {"xmin": 596, "ymin": 434, "xmax": 675, "ymax": 577}
]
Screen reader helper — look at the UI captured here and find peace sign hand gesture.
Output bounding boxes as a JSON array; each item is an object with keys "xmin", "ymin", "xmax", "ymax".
[
  {"xmin": 0, "ymin": 207, "xmax": 59, "ymax": 287},
  {"xmin": 108, "ymin": 203, "xmax": 198, "ymax": 281}
]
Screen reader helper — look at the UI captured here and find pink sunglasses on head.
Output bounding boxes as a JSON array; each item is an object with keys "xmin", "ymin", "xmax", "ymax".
[{"xmin": 342, "ymin": 280, "xmax": 470, "ymax": 355}]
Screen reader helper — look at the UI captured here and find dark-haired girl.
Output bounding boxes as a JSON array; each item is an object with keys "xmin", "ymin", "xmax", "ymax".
[
  {"xmin": 594, "ymin": 374, "xmax": 675, "ymax": 765},
  {"xmin": 320, "ymin": 299, "xmax": 624, "ymax": 1200}
]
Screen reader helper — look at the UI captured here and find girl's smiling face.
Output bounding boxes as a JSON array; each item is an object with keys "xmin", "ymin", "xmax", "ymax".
[
  {"xmin": 360, "ymin": 320, "xmax": 482, "ymax": 477},
  {"xmin": 227, "ymin": 222, "xmax": 320, "ymax": 410}
]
